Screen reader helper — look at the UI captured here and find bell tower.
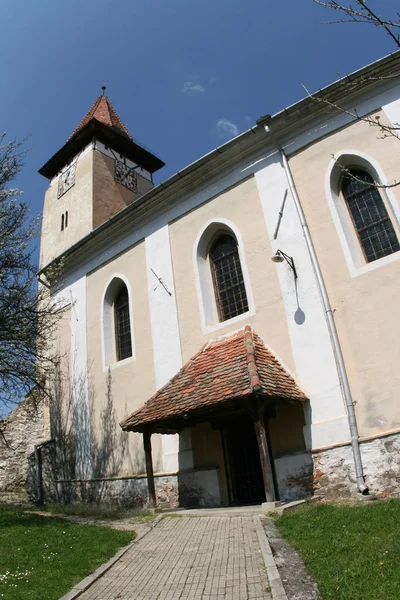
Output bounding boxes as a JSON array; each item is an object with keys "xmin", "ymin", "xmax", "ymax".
[{"xmin": 39, "ymin": 89, "xmax": 164, "ymax": 269}]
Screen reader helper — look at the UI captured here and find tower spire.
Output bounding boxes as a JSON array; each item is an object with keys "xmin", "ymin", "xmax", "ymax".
[
  {"xmin": 39, "ymin": 91, "xmax": 165, "ymax": 181},
  {"xmin": 67, "ymin": 92, "xmax": 132, "ymax": 142}
]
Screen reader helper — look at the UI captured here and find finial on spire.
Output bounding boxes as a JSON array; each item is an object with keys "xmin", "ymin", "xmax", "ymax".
[{"xmin": 101, "ymin": 85, "xmax": 106, "ymax": 96}]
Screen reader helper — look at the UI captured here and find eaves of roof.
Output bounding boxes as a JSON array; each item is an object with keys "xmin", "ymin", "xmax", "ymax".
[
  {"xmin": 39, "ymin": 119, "xmax": 165, "ymax": 179},
  {"xmin": 39, "ymin": 125, "xmax": 268, "ymax": 278},
  {"xmin": 39, "ymin": 50, "xmax": 400, "ymax": 279},
  {"xmin": 120, "ymin": 325, "xmax": 307, "ymax": 434},
  {"xmin": 257, "ymin": 50, "xmax": 400, "ymax": 144}
]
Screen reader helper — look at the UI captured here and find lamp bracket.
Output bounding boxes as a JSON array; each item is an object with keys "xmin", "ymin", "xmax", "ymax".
[{"xmin": 275, "ymin": 249, "xmax": 298, "ymax": 279}]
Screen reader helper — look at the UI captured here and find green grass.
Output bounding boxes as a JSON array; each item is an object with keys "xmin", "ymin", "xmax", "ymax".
[
  {"xmin": 274, "ymin": 499, "xmax": 400, "ymax": 600},
  {"xmin": 0, "ymin": 504, "xmax": 134, "ymax": 600},
  {"xmin": 36, "ymin": 502, "xmax": 154, "ymax": 522}
]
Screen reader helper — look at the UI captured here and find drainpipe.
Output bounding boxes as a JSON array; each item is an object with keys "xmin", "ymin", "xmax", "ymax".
[{"xmin": 263, "ymin": 124, "xmax": 368, "ymax": 495}]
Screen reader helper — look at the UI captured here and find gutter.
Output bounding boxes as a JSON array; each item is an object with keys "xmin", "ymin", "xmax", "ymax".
[
  {"xmin": 261, "ymin": 120, "xmax": 368, "ymax": 495},
  {"xmin": 38, "ymin": 51, "xmax": 400, "ymax": 281},
  {"xmin": 38, "ymin": 125, "xmax": 262, "ymax": 279},
  {"xmin": 257, "ymin": 49, "xmax": 400, "ymax": 124}
]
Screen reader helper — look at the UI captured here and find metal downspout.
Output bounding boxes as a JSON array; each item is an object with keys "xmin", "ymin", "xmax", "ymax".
[{"xmin": 265, "ymin": 126, "xmax": 368, "ymax": 495}]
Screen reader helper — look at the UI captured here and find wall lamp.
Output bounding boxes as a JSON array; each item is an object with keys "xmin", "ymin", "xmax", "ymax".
[{"xmin": 271, "ymin": 249, "xmax": 298, "ymax": 279}]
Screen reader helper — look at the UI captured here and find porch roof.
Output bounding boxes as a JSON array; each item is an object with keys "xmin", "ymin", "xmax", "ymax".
[{"xmin": 120, "ymin": 325, "xmax": 307, "ymax": 433}]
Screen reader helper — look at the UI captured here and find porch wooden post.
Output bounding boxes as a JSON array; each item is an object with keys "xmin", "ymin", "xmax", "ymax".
[
  {"xmin": 252, "ymin": 407, "xmax": 276, "ymax": 503},
  {"xmin": 143, "ymin": 429, "xmax": 156, "ymax": 508}
]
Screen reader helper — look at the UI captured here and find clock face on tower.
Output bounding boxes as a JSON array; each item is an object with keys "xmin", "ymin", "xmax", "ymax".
[
  {"xmin": 115, "ymin": 159, "xmax": 137, "ymax": 192},
  {"xmin": 58, "ymin": 163, "xmax": 76, "ymax": 199}
]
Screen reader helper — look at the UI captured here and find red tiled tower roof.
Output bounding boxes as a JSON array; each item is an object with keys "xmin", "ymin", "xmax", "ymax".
[
  {"xmin": 67, "ymin": 94, "xmax": 132, "ymax": 142},
  {"xmin": 39, "ymin": 91, "xmax": 165, "ymax": 179},
  {"xmin": 120, "ymin": 325, "xmax": 306, "ymax": 432}
]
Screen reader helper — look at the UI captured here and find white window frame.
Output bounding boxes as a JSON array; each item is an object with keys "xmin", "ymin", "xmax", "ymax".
[
  {"xmin": 101, "ymin": 274, "xmax": 135, "ymax": 370},
  {"xmin": 325, "ymin": 149, "xmax": 400, "ymax": 278},
  {"xmin": 193, "ymin": 218, "xmax": 255, "ymax": 333}
]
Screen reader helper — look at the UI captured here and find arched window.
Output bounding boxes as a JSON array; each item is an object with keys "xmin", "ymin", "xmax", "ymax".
[
  {"xmin": 341, "ymin": 169, "xmax": 399, "ymax": 263},
  {"xmin": 102, "ymin": 276, "xmax": 134, "ymax": 367},
  {"xmin": 210, "ymin": 233, "xmax": 249, "ymax": 321},
  {"xmin": 114, "ymin": 285, "xmax": 132, "ymax": 361}
]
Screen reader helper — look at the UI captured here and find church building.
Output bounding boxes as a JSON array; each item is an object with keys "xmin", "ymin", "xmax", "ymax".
[{"xmin": 36, "ymin": 51, "xmax": 400, "ymax": 508}]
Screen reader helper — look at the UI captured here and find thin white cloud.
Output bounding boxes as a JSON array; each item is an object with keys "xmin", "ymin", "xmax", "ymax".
[
  {"xmin": 183, "ymin": 81, "xmax": 206, "ymax": 93},
  {"xmin": 216, "ymin": 118, "xmax": 239, "ymax": 137}
]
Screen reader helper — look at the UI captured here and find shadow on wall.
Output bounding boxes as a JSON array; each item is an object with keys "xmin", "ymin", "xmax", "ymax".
[
  {"xmin": 91, "ymin": 368, "xmax": 130, "ymax": 480},
  {"xmin": 275, "ymin": 451, "xmax": 314, "ymax": 503},
  {"xmin": 176, "ymin": 468, "xmax": 223, "ymax": 508},
  {"xmin": 170, "ymin": 406, "xmax": 315, "ymax": 509},
  {"xmin": 176, "ymin": 429, "xmax": 199, "ymax": 507},
  {"xmin": 269, "ymin": 401, "xmax": 314, "ymax": 503},
  {"xmin": 294, "ymin": 278, "xmax": 306, "ymax": 325},
  {"xmin": 27, "ymin": 361, "xmax": 139, "ymax": 506}
]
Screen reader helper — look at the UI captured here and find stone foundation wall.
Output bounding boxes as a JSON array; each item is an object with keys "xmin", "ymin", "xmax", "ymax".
[
  {"xmin": 49, "ymin": 467, "xmax": 222, "ymax": 508},
  {"xmin": 20, "ymin": 426, "xmax": 400, "ymax": 506},
  {"xmin": 0, "ymin": 396, "xmax": 49, "ymax": 497},
  {"xmin": 270, "ymin": 432, "xmax": 400, "ymax": 502},
  {"xmin": 313, "ymin": 432, "xmax": 400, "ymax": 499}
]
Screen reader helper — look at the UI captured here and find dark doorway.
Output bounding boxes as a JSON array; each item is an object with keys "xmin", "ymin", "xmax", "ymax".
[{"xmin": 222, "ymin": 414, "xmax": 266, "ymax": 505}]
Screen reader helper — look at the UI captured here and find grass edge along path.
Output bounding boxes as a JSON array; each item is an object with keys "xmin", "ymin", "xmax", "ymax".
[
  {"xmin": 35, "ymin": 502, "xmax": 154, "ymax": 522},
  {"xmin": 0, "ymin": 504, "xmax": 134, "ymax": 600},
  {"xmin": 274, "ymin": 499, "xmax": 400, "ymax": 600}
]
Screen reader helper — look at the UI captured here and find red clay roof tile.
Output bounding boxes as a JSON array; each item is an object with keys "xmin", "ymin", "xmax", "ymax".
[
  {"xmin": 120, "ymin": 325, "xmax": 306, "ymax": 431},
  {"xmin": 67, "ymin": 94, "xmax": 132, "ymax": 142}
]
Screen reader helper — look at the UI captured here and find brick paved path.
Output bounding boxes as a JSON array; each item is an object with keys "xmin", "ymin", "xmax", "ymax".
[{"xmin": 79, "ymin": 516, "xmax": 272, "ymax": 600}]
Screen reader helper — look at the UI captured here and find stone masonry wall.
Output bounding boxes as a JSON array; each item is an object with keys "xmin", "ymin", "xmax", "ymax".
[
  {"xmin": 3, "ymin": 395, "xmax": 397, "ymax": 506},
  {"xmin": 50, "ymin": 468, "xmax": 222, "ymax": 508},
  {"xmin": 38, "ymin": 435, "xmax": 400, "ymax": 506},
  {"xmin": 313, "ymin": 432, "xmax": 400, "ymax": 499},
  {"xmin": 0, "ymin": 396, "xmax": 49, "ymax": 498}
]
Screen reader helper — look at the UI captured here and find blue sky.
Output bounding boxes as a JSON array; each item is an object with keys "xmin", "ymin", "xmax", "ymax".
[{"xmin": 2, "ymin": 0, "xmax": 399, "ymax": 264}]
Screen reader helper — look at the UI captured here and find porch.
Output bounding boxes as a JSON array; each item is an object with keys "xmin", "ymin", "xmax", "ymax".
[{"xmin": 120, "ymin": 325, "xmax": 311, "ymax": 508}]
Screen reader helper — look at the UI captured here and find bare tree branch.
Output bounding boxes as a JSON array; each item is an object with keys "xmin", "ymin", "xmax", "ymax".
[
  {"xmin": 304, "ymin": 2, "xmax": 400, "ymax": 188},
  {"xmin": 302, "ymin": 85, "xmax": 400, "ymax": 188},
  {"xmin": 313, "ymin": 0, "xmax": 400, "ymax": 47},
  {"xmin": 0, "ymin": 134, "xmax": 65, "ymax": 411}
]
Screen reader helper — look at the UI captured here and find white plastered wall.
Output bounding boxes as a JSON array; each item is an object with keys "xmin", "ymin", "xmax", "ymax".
[
  {"xmin": 255, "ymin": 156, "xmax": 351, "ymax": 449},
  {"xmin": 145, "ymin": 225, "xmax": 193, "ymax": 472},
  {"xmin": 54, "ymin": 275, "xmax": 93, "ymax": 478},
  {"xmin": 49, "ymin": 80, "xmax": 400, "ymax": 474},
  {"xmin": 382, "ymin": 97, "xmax": 400, "ymax": 137}
]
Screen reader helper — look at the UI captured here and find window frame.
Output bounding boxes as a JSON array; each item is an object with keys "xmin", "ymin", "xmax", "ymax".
[
  {"xmin": 101, "ymin": 275, "xmax": 135, "ymax": 369},
  {"xmin": 340, "ymin": 168, "xmax": 400, "ymax": 264},
  {"xmin": 209, "ymin": 233, "xmax": 249, "ymax": 322},
  {"xmin": 194, "ymin": 219, "xmax": 255, "ymax": 332},
  {"xmin": 325, "ymin": 150, "xmax": 400, "ymax": 278},
  {"xmin": 114, "ymin": 285, "xmax": 133, "ymax": 361}
]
